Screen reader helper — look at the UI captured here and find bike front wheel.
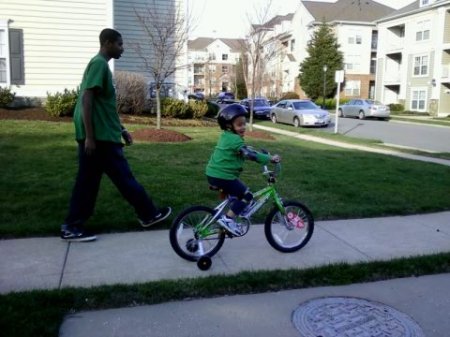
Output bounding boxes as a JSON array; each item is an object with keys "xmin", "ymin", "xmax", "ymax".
[
  {"xmin": 265, "ymin": 200, "xmax": 314, "ymax": 253},
  {"xmin": 169, "ymin": 206, "xmax": 225, "ymax": 262}
]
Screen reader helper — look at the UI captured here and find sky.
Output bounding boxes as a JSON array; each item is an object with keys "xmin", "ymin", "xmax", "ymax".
[{"xmin": 188, "ymin": 0, "xmax": 416, "ymax": 39}]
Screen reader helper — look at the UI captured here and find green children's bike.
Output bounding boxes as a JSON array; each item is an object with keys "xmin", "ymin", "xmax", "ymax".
[{"xmin": 169, "ymin": 161, "xmax": 314, "ymax": 270}]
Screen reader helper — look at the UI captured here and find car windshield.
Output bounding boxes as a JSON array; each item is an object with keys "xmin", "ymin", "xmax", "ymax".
[
  {"xmin": 252, "ymin": 99, "xmax": 269, "ymax": 107},
  {"xmin": 292, "ymin": 101, "xmax": 318, "ymax": 110},
  {"xmin": 365, "ymin": 100, "xmax": 383, "ymax": 105}
]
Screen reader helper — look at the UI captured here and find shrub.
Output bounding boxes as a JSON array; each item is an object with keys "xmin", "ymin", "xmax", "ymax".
[
  {"xmin": 188, "ymin": 100, "xmax": 208, "ymax": 119},
  {"xmin": 160, "ymin": 98, "xmax": 209, "ymax": 119},
  {"xmin": 315, "ymin": 97, "xmax": 350, "ymax": 110},
  {"xmin": 45, "ymin": 88, "xmax": 79, "ymax": 117},
  {"xmin": 389, "ymin": 103, "xmax": 404, "ymax": 112},
  {"xmin": 280, "ymin": 91, "xmax": 299, "ymax": 100},
  {"xmin": 0, "ymin": 86, "xmax": 16, "ymax": 107},
  {"xmin": 115, "ymin": 71, "xmax": 147, "ymax": 115},
  {"xmin": 161, "ymin": 98, "xmax": 191, "ymax": 118}
]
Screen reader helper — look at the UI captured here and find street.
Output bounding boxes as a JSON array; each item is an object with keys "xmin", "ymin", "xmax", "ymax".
[{"xmin": 324, "ymin": 115, "xmax": 450, "ymax": 153}]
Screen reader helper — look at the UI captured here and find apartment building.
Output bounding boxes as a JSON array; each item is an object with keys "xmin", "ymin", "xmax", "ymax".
[
  {"xmin": 187, "ymin": 37, "xmax": 244, "ymax": 97},
  {"xmin": 258, "ymin": 0, "xmax": 393, "ymax": 100},
  {"xmin": 375, "ymin": 0, "xmax": 450, "ymax": 116},
  {"xmin": 0, "ymin": 0, "xmax": 188, "ymax": 99}
]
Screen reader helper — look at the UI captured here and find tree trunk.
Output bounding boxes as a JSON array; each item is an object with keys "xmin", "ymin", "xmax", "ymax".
[{"xmin": 156, "ymin": 87, "xmax": 161, "ymax": 130}]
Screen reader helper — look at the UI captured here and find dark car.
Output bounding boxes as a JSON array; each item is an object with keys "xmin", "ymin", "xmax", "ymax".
[
  {"xmin": 239, "ymin": 98, "xmax": 271, "ymax": 119},
  {"xmin": 216, "ymin": 92, "xmax": 235, "ymax": 104}
]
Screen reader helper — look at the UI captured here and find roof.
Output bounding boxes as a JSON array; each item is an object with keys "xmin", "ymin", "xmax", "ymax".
[
  {"xmin": 188, "ymin": 37, "xmax": 245, "ymax": 52},
  {"xmin": 302, "ymin": 0, "xmax": 395, "ymax": 23},
  {"xmin": 378, "ymin": 0, "xmax": 450, "ymax": 22}
]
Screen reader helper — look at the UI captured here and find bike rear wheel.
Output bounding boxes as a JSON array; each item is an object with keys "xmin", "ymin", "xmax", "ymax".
[
  {"xmin": 264, "ymin": 201, "xmax": 314, "ymax": 253},
  {"xmin": 169, "ymin": 206, "xmax": 225, "ymax": 261}
]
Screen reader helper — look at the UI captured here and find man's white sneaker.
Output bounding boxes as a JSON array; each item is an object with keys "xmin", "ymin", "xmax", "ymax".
[{"xmin": 218, "ymin": 215, "xmax": 242, "ymax": 236}]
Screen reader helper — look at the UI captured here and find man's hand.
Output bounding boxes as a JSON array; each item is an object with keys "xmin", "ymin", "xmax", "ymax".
[
  {"xmin": 122, "ymin": 129, "xmax": 133, "ymax": 145},
  {"xmin": 84, "ymin": 137, "xmax": 96, "ymax": 155}
]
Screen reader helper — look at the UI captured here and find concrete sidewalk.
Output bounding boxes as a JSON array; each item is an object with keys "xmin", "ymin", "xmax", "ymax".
[
  {"xmin": 60, "ymin": 273, "xmax": 450, "ymax": 337},
  {"xmin": 1, "ymin": 211, "xmax": 450, "ymax": 294}
]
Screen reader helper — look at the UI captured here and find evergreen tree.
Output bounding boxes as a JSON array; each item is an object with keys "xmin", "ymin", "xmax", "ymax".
[{"xmin": 298, "ymin": 22, "xmax": 344, "ymax": 100}]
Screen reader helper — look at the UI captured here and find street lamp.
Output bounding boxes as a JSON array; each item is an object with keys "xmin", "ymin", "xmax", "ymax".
[{"xmin": 322, "ymin": 65, "xmax": 328, "ymax": 108}]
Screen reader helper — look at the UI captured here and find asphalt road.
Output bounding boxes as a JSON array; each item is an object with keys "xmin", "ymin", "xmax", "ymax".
[{"xmin": 324, "ymin": 115, "xmax": 450, "ymax": 153}]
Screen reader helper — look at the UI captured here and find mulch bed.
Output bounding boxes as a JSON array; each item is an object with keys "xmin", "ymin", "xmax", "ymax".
[{"xmin": 0, "ymin": 107, "xmax": 275, "ymax": 142}]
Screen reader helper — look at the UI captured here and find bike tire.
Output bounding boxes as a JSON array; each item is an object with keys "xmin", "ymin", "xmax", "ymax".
[
  {"xmin": 169, "ymin": 205, "xmax": 225, "ymax": 262},
  {"xmin": 264, "ymin": 200, "xmax": 314, "ymax": 253}
]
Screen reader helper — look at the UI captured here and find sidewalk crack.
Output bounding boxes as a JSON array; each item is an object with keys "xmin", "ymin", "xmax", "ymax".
[{"xmin": 58, "ymin": 242, "xmax": 71, "ymax": 289}]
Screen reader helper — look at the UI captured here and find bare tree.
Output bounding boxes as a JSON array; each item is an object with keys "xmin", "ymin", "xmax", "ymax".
[
  {"xmin": 133, "ymin": 0, "xmax": 192, "ymax": 129},
  {"xmin": 240, "ymin": 0, "xmax": 277, "ymax": 131}
]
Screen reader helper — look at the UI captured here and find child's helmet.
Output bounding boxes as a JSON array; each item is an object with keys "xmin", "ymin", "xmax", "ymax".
[{"xmin": 217, "ymin": 104, "xmax": 247, "ymax": 130}]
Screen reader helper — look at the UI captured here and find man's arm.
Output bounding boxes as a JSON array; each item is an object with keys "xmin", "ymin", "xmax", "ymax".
[{"xmin": 82, "ymin": 88, "xmax": 99, "ymax": 155}]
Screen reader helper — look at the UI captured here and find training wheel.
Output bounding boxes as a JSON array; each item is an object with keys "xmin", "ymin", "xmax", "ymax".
[{"xmin": 197, "ymin": 256, "xmax": 212, "ymax": 271}]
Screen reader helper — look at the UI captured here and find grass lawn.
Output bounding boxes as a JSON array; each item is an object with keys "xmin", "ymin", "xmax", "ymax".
[
  {"xmin": 1, "ymin": 119, "xmax": 450, "ymax": 238},
  {"xmin": 1, "ymin": 118, "xmax": 450, "ymax": 337}
]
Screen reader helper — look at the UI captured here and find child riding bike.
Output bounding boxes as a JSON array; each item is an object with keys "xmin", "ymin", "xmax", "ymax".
[{"xmin": 205, "ymin": 104, "xmax": 280, "ymax": 236}]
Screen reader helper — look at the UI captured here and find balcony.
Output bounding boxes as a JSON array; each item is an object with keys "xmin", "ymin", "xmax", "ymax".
[
  {"xmin": 383, "ymin": 73, "xmax": 401, "ymax": 85},
  {"xmin": 442, "ymin": 64, "xmax": 450, "ymax": 83}
]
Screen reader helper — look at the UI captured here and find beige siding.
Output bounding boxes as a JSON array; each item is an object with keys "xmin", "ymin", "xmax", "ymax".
[
  {"xmin": 0, "ymin": 0, "xmax": 112, "ymax": 97},
  {"xmin": 444, "ymin": 10, "xmax": 450, "ymax": 44}
]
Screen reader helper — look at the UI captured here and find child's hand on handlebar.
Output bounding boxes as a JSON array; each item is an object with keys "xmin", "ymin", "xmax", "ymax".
[{"xmin": 270, "ymin": 155, "xmax": 281, "ymax": 163}]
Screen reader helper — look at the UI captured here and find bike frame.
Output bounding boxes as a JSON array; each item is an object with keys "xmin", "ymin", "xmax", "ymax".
[{"xmin": 194, "ymin": 176, "xmax": 285, "ymax": 239}]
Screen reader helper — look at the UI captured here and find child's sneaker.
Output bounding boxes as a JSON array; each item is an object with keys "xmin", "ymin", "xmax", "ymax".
[
  {"xmin": 60, "ymin": 224, "xmax": 97, "ymax": 242},
  {"xmin": 139, "ymin": 207, "xmax": 172, "ymax": 227},
  {"xmin": 218, "ymin": 215, "xmax": 242, "ymax": 236}
]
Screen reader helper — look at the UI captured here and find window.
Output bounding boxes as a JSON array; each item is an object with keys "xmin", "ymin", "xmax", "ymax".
[
  {"xmin": 0, "ymin": 29, "xmax": 6, "ymax": 83},
  {"xmin": 222, "ymin": 53, "xmax": 228, "ymax": 61},
  {"xmin": 411, "ymin": 89, "xmax": 427, "ymax": 111},
  {"xmin": 344, "ymin": 80, "xmax": 361, "ymax": 96},
  {"xmin": 345, "ymin": 55, "xmax": 361, "ymax": 72},
  {"xmin": 348, "ymin": 34, "xmax": 362, "ymax": 45},
  {"xmin": 208, "ymin": 53, "xmax": 216, "ymax": 61},
  {"xmin": 413, "ymin": 55, "xmax": 428, "ymax": 76},
  {"xmin": 420, "ymin": 0, "xmax": 430, "ymax": 6},
  {"xmin": 222, "ymin": 65, "xmax": 228, "ymax": 74},
  {"xmin": 290, "ymin": 39, "xmax": 295, "ymax": 52},
  {"xmin": 416, "ymin": 20, "xmax": 430, "ymax": 41},
  {"xmin": 0, "ymin": 23, "xmax": 24, "ymax": 85}
]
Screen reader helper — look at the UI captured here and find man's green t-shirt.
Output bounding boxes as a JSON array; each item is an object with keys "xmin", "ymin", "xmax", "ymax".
[
  {"xmin": 73, "ymin": 53, "xmax": 122, "ymax": 143},
  {"xmin": 206, "ymin": 131, "xmax": 270, "ymax": 180}
]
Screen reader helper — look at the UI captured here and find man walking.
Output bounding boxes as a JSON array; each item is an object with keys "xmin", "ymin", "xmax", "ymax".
[{"xmin": 61, "ymin": 28, "xmax": 171, "ymax": 242}]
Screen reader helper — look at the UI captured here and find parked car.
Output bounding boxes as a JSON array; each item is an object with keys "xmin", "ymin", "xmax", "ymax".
[
  {"xmin": 270, "ymin": 99, "xmax": 330, "ymax": 127},
  {"xmin": 239, "ymin": 98, "xmax": 271, "ymax": 119},
  {"xmin": 338, "ymin": 99, "xmax": 390, "ymax": 120},
  {"xmin": 216, "ymin": 92, "xmax": 235, "ymax": 104}
]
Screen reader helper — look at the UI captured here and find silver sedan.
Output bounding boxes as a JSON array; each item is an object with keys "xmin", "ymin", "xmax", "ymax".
[
  {"xmin": 338, "ymin": 99, "xmax": 390, "ymax": 120},
  {"xmin": 270, "ymin": 99, "xmax": 331, "ymax": 127}
]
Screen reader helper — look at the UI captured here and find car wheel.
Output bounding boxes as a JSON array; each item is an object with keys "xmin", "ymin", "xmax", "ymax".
[
  {"xmin": 271, "ymin": 114, "xmax": 277, "ymax": 124},
  {"xmin": 293, "ymin": 117, "xmax": 300, "ymax": 128},
  {"xmin": 358, "ymin": 110, "xmax": 365, "ymax": 120},
  {"xmin": 338, "ymin": 109, "xmax": 345, "ymax": 118}
]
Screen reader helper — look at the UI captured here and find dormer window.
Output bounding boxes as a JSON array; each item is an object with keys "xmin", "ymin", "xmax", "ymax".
[{"xmin": 420, "ymin": 0, "xmax": 434, "ymax": 6}]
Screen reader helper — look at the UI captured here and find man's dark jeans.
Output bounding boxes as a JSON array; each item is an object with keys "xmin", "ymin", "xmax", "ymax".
[{"xmin": 64, "ymin": 141, "xmax": 157, "ymax": 226}]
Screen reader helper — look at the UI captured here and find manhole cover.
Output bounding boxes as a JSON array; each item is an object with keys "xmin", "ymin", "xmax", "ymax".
[{"xmin": 292, "ymin": 297, "xmax": 424, "ymax": 337}]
